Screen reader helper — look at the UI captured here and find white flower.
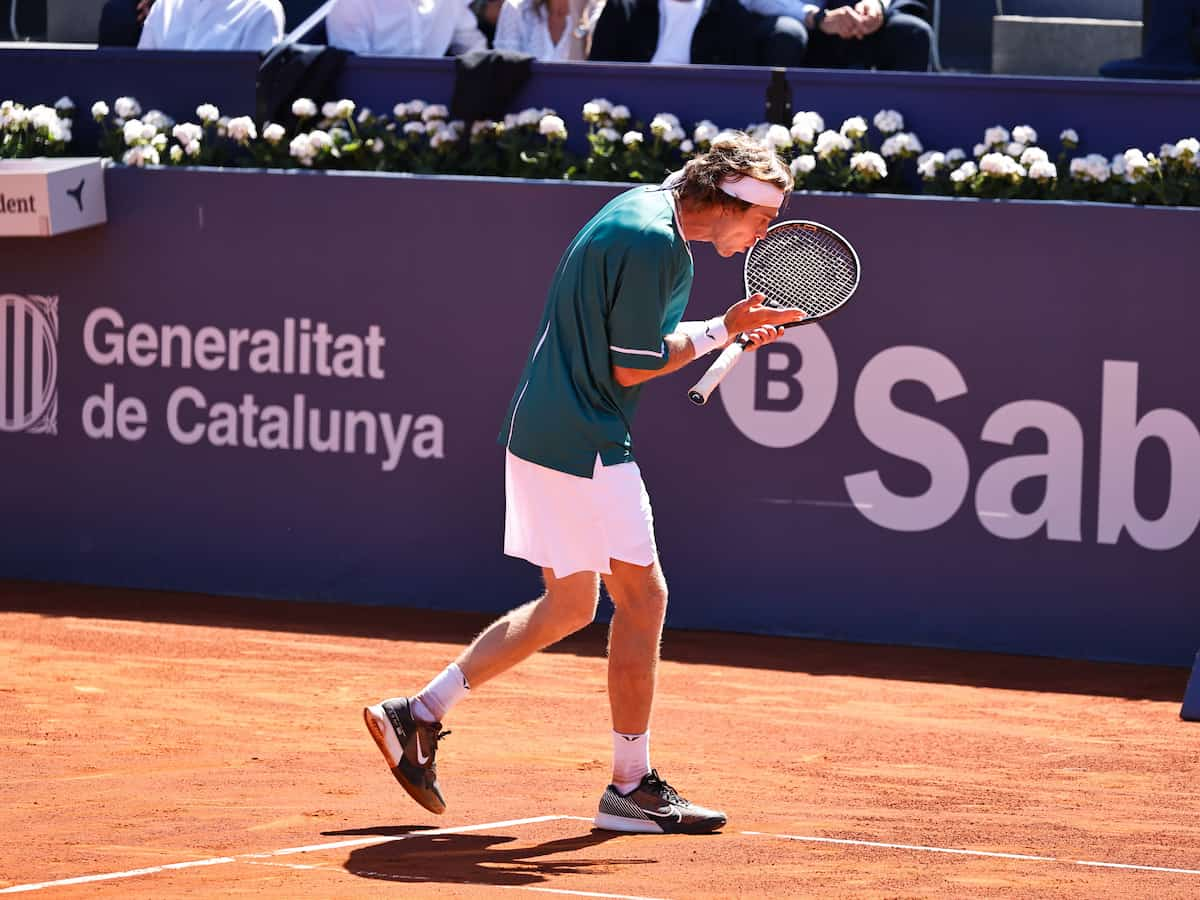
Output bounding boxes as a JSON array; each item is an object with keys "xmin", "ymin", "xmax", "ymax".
[
  {"xmin": 790, "ymin": 154, "xmax": 816, "ymax": 176},
  {"xmin": 114, "ymin": 96, "xmax": 141, "ymax": 119},
  {"xmin": 1068, "ymin": 153, "xmax": 1110, "ymax": 182},
  {"xmin": 185, "ymin": 140, "xmax": 201, "ymax": 157},
  {"xmin": 91, "ymin": 100, "xmax": 110, "ymax": 120},
  {"xmin": 1006, "ymin": 141, "xmax": 1025, "ymax": 158},
  {"xmin": 598, "ymin": 126, "xmax": 620, "ymax": 142},
  {"xmin": 680, "ymin": 139, "xmax": 694, "ymax": 153},
  {"xmin": 582, "ymin": 101, "xmax": 605, "ymax": 123},
  {"xmin": 122, "ymin": 119, "xmax": 146, "ymax": 146},
  {"xmin": 54, "ymin": 96, "xmax": 75, "ymax": 113},
  {"xmin": 949, "ymin": 161, "xmax": 978, "ymax": 183},
  {"xmin": 840, "ymin": 116, "xmax": 868, "ymax": 139},
  {"xmin": 430, "ymin": 127, "xmax": 456, "ymax": 149},
  {"xmin": 356, "ymin": 107, "xmax": 372, "ymax": 123},
  {"xmin": 309, "ymin": 130, "xmax": 333, "ymax": 151},
  {"xmin": 292, "ymin": 98, "xmax": 318, "ymax": 119},
  {"xmin": 422, "ymin": 104, "xmax": 449, "ymax": 122},
  {"xmin": 539, "ymin": 114, "xmax": 567, "ymax": 140},
  {"xmin": 289, "ymin": 134, "xmax": 315, "ymax": 165},
  {"xmin": 402, "ymin": 121, "xmax": 425, "ymax": 135},
  {"xmin": 169, "ymin": 144, "xmax": 184, "ymax": 163},
  {"xmin": 814, "ymin": 129, "xmax": 851, "ymax": 158},
  {"xmin": 516, "ymin": 107, "xmax": 541, "ymax": 127},
  {"xmin": 329, "ymin": 126, "xmax": 351, "ymax": 145},
  {"xmin": 666, "ymin": 125, "xmax": 686, "ymax": 144},
  {"xmin": 984, "ymin": 125, "xmax": 1010, "ymax": 147},
  {"xmin": 1027, "ymin": 160, "xmax": 1057, "ymax": 181},
  {"xmin": 873, "ymin": 109, "xmax": 904, "ymax": 134},
  {"xmin": 611, "ymin": 105, "xmax": 631, "ymax": 122},
  {"xmin": 150, "ymin": 133, "xmax": 167, "ymax": 151},
  {"xmin": 1174, "ymin": 137, "xmax": 1200, "ymax": 159},
  {"xmin": 1060, "ymin": 128, "xmax": 1079, "ymax": 146},
  {"xmin": 470, "ymin": 119, "xmax": 495, "ymax": 138},
  {"xmin": 226, "ymin": 116, "xmax": 257, "ymax": 144},
  {"xmin": 1020, "ymin": 146, "xmax": 1049, "ymax": 166},
  {"xmin": 945, "ymin": 148, "xmax": 966, "ymax": 163},
  {"xmin": 1110, "ymin": 153, "xmax": 1127, "ymax": 177},
  {"xmin": 765, "ymin": 123, "xmax": 792, "ymax": 150},
  {"xmin": 370, "ymin": 137, "xmax": 384, "ymax": 154},
  {"xmin": 693, "ymin": 120, "xmax": 719, "ymax": 144},
  {"xmin": 405, "ymin": 99, "xmax": 427, "ymax": 116},
  {"xmin": 650, "ymin": 114, "xmax": 673, "ymax": 138},
  {"xmin": 792, "ymin": 110, "xmax": 824, "ymax": 133},
  {"xmin": 1012, "ymin": 125, "xmax": 1037, "ymax": 145},
  {"xmin": 1123, "ymin": 148, "xmax": 1151, "ymax": 181},
  {"xmin": 216, "ymin": 116, "xmax": 230, "ymax": 137},
  {"xmin": 790, "ymin": 121, "xmax": 815, "ymax": 145},
  {"xmin": 622, "ymin": 130, "xmax": 644, "ymax": 147},
  {"xmin": 122, "ymin": 145, "xmax": 159, "ymax": 167},
  {"xmin": 588, "ymin": 97, "xmax": 613, "ymax": 115},
  {"xmin": 850, "ymin": 151, "xmax": 887, "ymax": 180},
  {"xmin": 263, "ymin": 122, "xmax": 286, "ymax": 144},
  {"xmin": 973, "ymin": 143, "xmax": 987, "ymax": 158},
  {"xmin": 172, "ymin": 122, "xmax": 203, "ymax": 146},
  {"xmin": 916, "ymin": 151, "xmax": 946, "ymax": 178},
  {"xmin": 333, "ymin": 99, "xmax": 355, "ymax": 119},
  {"xmin": 321, "ymin": 101, "xmax": 338, "ymax": 119},
  {"xmin": 1159, "ymin": 142, "xmax": 1176, "ymax": 160},
  {"xmin": 196, "ymin": 104, "xmax": 220, "ymax": 125},
  {"xmin": 979, "ymin": 152, "xmax": 1021, "ymax": 178},
  {"xmin": 880, "ymin": 132, "xmax": 922, "ymax": 158},
  {"xmin": 29, "ymin": 105, "xmax": 59, "ymax": 131}
]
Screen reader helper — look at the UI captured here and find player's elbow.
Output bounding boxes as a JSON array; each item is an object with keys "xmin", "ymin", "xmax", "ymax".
[{"xmin": 612, "ymin": 365, "xmax": 643, "ymax": 388}]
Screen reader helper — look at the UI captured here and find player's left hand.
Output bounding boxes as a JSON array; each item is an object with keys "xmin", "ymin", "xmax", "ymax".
[{"xmin": 742, "ymin": 324, "xmax": 788, "ymax": 351}]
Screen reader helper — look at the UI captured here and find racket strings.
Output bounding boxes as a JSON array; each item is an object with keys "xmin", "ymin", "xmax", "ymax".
[{"xmin": 746, "ymin": 227, "xmax": 858, "ymax": 318}]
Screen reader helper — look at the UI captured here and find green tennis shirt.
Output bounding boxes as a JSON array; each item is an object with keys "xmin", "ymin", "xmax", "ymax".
[{"xmin": 499, "ymin": 185, "xmax": 695, "ymax": 478}]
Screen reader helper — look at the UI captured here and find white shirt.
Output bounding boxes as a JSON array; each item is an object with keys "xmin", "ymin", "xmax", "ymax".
[
  {"xmin": 650, "ymin": 0, "xmax": 703, "ymax": 65},
  {"xmin": 138, "ymin": 0, "xmax": 284, "ymax": 51},
  {"xmin": 493, "ymin": 0, "xmax": 575, "ymax": 61},
  {"xmin": 326, "ymin": 0, "xmax": 488, "ymax": 58}
]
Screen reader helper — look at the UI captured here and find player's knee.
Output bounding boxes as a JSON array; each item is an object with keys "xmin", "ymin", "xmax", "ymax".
[
  {"xmin": 542, "ymin": 581, "xmax": 600, "ymax": 636},
  {"xmin": 615, "ymin": 584, "xmax": 668, "ymax": 631}
]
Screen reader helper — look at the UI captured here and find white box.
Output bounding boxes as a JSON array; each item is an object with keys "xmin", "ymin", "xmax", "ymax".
[{"xmin": 0, "ymin": 157, "xmax": 107, "ymax": 237}]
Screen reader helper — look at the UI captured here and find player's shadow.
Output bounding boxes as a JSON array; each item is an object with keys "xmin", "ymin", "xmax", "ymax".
[{"xmin": 328, "ymin": 827, "xmax": 653, "ymax": 888}]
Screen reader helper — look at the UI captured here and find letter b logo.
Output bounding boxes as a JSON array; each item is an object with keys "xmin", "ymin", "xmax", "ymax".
[{"xmin": 719, "ymin": 325, "xmax": 838, "ymax": 447}]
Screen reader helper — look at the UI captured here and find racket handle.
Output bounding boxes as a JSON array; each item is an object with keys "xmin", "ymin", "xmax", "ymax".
[{"xmin": 688, "ymin": 340, "xmax": 747, "ymax": 406}]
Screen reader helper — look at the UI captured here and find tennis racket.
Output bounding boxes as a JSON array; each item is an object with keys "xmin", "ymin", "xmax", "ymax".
[{"xmin": 688, "ymin": 220, "xmax": 861, "ymax": 406}]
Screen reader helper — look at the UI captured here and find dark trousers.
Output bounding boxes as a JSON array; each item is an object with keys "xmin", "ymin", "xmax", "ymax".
[{"xmin": 747, "ymin": 4, "xmax": 932, "ymax": 71}]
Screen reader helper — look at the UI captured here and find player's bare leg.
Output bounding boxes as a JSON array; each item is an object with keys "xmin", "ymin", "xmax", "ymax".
[
  {"xmin": 595, "ymin": 557, "xmax": 726, "ymax": 833},
  {"xmin": 457, "ymin": 568, "xmax": 600, "ymax": 687},
  {"xmin": 364, "ymin": 568, "xmax": 599, "ymax": 813}
]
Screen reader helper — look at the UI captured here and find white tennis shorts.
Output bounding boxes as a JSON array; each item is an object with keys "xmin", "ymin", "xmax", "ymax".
[{"xmin": 504, "ymin": 451, "xmax": 657, "ymax": 578}]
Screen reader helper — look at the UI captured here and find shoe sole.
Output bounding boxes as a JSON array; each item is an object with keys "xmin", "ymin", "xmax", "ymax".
[
  {"xmin": 593, "ymin": 811, "xmax": 726, "ymax": 835},
  {"xmin": 362, "ymin": 705, "xmax": 446, "ymax": 815}
]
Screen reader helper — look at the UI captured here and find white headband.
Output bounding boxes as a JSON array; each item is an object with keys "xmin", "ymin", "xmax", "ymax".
[{"xmin": 719, "ymin": 175, "xmax": 785, "ymax": 211}]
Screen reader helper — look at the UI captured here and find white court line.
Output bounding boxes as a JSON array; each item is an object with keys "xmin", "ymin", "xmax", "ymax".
[
  {"xmin": 0, "ymin": 815, "xmax": 568, "ymax": 894},
  {"xmin": 744, "ymin": 831, "xmax": 1200, "ymax": 876},
  {"xmin": 760, "ymin": 498, "xmax": 874, "ymax": 510}
]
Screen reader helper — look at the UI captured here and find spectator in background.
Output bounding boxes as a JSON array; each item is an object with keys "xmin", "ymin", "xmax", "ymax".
[
  {"xmin": 137, "ymin": 0, "xmax": 284, "ymax": 50},
  {"xmin": 99, "ymin": 0, "xmax": 152, "ymax": 46},
  {"xmin": 493, "ymin": 0, "xmax": 605, "ymax": 60},
  {"xmin": 326, "ymin": 0, "xmax": 487, "ymax": 57},
  {"xmin": 774, "ymin": 0, "xmax": 932, "ymax": 71},
  {"xmin": 589, "ymin": 0, "xmax": 805, "ymax": 67}
]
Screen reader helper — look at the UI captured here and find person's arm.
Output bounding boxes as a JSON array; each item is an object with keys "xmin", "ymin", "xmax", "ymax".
[
  {"xmin": 135, "ymin": 0, "xmax": 163, "ymax": 48},
  {"xmin": 611, "ymin": 293, "xmax": 804, "ymax": 388},
  {"xmin": 325, "ymin": 0, "xmax": 375, "ymax": 54}
]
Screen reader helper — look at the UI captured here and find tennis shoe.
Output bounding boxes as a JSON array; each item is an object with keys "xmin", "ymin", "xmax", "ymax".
[
  {"xmin": 363, "ymin": 697, "xmax": 449, "ymax": 814},
  {"xmin": 593, "ymin": 769, "xmax": 726, "ymax": 834}
]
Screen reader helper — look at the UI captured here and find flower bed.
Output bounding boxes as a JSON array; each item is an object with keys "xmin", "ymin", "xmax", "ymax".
[{"xmin": 5, "ymin": 94, "xmax": 1200, "ymax": 207}]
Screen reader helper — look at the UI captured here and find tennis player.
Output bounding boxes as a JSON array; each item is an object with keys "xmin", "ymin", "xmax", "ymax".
[{"xmin": 365, "ymin": 132, "xmax": 801, "ymax": 834}]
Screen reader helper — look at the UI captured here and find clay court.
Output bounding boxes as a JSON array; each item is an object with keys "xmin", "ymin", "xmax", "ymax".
[{"xmin": 2, "ymin": 579, "xmax": 1198, "ymax": 898}]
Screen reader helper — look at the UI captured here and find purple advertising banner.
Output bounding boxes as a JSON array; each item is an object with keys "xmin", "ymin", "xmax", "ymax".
[{"xmin": 0, "ymin": 167, "xmax": 1196, "ymax": 665}]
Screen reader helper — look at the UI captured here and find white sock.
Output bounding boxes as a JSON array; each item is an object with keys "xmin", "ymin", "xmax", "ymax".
[
  {"xmin": 412, "ymin": 663, "xmax": 470, "ymax": 723},
  {"xmin": 612, "ymin": 730, "xmax": 650, "ymax": 794}
]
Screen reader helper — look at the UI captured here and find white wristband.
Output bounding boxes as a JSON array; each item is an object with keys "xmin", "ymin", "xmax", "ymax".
[{"xmin": 688, "ymin": 316, "xmax": 729, "ymax": 357}]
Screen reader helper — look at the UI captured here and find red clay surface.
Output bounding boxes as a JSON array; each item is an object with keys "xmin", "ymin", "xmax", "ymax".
[{"xmin": 2, "ymin": 580, "xmax": 1198, "ymax": 898}]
